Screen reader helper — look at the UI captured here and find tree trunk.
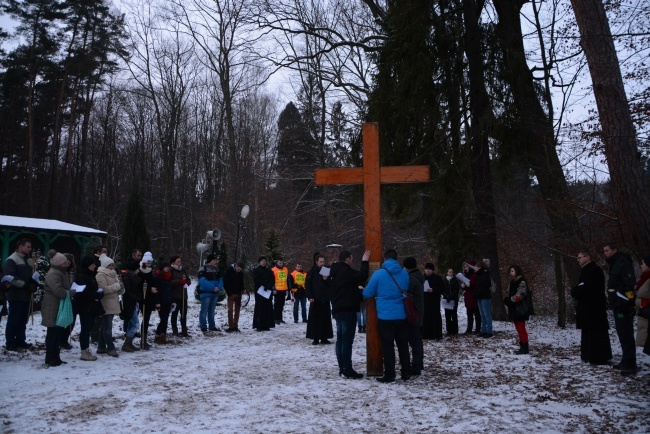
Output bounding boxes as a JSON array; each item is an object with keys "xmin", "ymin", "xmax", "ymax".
[
  {"xmin": 463, "ymin": 0, "xmax": 506, "ymax": 320},
  {"xmin": 569, "ymin": 0, "xmax": 650, "ymax": 258},
  {"xmin": 493, "ymin": 0, "xmax": 583, "ymax": 286},
  {"xmin": 555, "ymin": 252, "xmax": 566, "ymax": 328}
]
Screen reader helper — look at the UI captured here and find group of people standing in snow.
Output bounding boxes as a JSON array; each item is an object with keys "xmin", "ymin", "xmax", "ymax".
[{"xmin": 3, "ymin": 236, "xmax": 648, "ymax": 380}]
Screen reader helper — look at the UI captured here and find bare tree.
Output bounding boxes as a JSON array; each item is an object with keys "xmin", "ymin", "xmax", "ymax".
[{"xmin": 569, "ymin": 0, "xmax": 650, "ymax": 257}]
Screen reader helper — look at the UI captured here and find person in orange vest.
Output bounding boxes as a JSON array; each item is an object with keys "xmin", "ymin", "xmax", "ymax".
[
  {"xmin": 272, "ymin": 258, "xmax": 290, "ymax": 324},
  {"xmin": 291, "ymin": 263, "xmax": 308, "ymax": 323}
]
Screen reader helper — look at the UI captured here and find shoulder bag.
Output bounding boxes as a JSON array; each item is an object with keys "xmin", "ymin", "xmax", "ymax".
[{"xmin": 387, "ymin": 272, "xmax": 418, "ymax": 325}]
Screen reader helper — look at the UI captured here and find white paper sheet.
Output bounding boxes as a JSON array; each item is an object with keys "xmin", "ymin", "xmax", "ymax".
[
  {"xmin": 423, "ymin": 280, "xmax": 431, "ymax": 292},
  {"xmin": 455, "ymin": 273, "xmax": 470, "ymax": 286},
  {"xmin": 257, "ymin": 286, "xmax": 272, "ymax": 299},
  {"xmin": 442, "ymin": 299, "xmax": 456, "ymax": 310},
  {"xmin": 319, "ymin": 266, "xmax": 330, "ymax": 277},
  {"xmin": 71, "ymin": 282, "xmax": 86, "ymax": 292}
]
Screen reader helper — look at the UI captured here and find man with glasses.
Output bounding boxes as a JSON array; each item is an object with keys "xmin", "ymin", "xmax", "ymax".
[{"xmin": 570, "ymin": 250, "xmax": 612, "ymax": 366}]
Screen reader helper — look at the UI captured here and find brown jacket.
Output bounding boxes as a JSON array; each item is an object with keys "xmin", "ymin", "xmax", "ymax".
[{"xmin": 41, "ymin": 266, "xmax": 72, "ymax": 327}]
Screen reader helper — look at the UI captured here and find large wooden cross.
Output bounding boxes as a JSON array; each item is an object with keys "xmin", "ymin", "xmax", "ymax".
[{"xmin": 314, "ymin": 122, "xmax": 430, "ymax": 375}]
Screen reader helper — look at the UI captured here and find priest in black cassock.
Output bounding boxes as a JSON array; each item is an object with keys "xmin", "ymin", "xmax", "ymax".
[{"xmin": 570, "ymin": 250, "xmax": 612, "ymax": 365}]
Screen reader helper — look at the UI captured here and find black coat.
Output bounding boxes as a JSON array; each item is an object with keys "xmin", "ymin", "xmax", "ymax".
[
  {"xmin": 73, "ymin": 268, "xmax": 104, "ymax": 316},
  {"xmin": 442, "ymin": 277, "xmax": 460, "ymax": 302},
  {"xmin": 407, "ymin": 269, "xmax": 425, "ymax": 327},
  {"xmin": 504, "ymin": 277, "xmax": 531, "ymax": 322},
  {"xmin": 224, "ymin": 264, "xmax": 245, "ymax": 296},
  {"xmin": 330, "ymin": 261, "xmax": 369, "ymax": 314},
  {"xmin": 474, "ymin": 269, "xmax": 492, "ymax": 300},
  {"xmin": 605, "ymin": 251, "xmax": 636, "ymax": 313},
  {"xmin": 252, "ymin": 265, "xmax": 275, "ymax": 330},
  {"xmin": 306, "ymin": 265, "xmax": 331, "ymax": 303},
  {"xmin": 120, "ymin": 270, "xmax": 141, "ymax": 321},
  {"xmin": 571, "ymin": 261, "xmax": 609, "ymax": 330}
]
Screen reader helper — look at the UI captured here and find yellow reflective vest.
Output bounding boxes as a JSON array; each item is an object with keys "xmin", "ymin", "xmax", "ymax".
[
  {"xmin": 272, "ymin": 266, "xmax": 289, "ymax": 291},
  {"xmin": 291, "ymin": 270, "xmax": 307, "ymax": 292}
]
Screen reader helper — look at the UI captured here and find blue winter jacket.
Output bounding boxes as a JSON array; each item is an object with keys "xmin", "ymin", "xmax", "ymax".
[
  {"xmin": 198, "ymin": 265, "xmax": 223, "ymax": 300},
  {"xmin": 362, "ymin": 258, "xmax": 409, "ymax": 320}
]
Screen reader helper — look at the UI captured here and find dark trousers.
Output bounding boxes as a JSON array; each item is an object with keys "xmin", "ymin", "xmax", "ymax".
[
  {"xmin": 45, "ymin": 326, "xmax": 62, "ymax": 355},
  {"xmin": 171, "ymin": 298, "xmax": 188, "ymax": 333},
  {"xmin": 466, "ymin": 307, "xmax": 480, "ymax": 333},
  {"xmin": 141, "ymin": 304, "xmax": 153, "ymax": 341},
  {"xmin": 78, "ymin": 312, "xmax": 96, "ymax": 350},
  {"xmin": 333, "ymin": 312, "xmax": 358, "ymax": 372},
  {"xmin": 5, "ymin": 300, "xmax": 29, "ymax": 347},
  {"xmin": 156, "ymin": 304, "xmax": 171, "ymax": 335},
  {"xmin": 444, "ymin": 306, "xmax": 458, "ymax": 335},
  {"xmin": 98, "ymin": 314, "xmax": 115, "ymax": 351},
  {"xmin": 274, "ymin": 291, "xmax": 287, "ymax": 321},
  {"xmin": 378, "ymin": 319, "xmax": 411, "ymax": 378},
  {"xmin": 407, "ymin": 323, "xmax": 423, "ymax": 371},
  {"xmin": 293, "ymin": 294, "xmax": 307, "ymax": 322},
  {"xmin": 613, "ymin": 311, "xmax": 637, "ymax": 368},
  {"xmin": 90, "ymin": 316, "xmax": 102, "ymax": 342}
]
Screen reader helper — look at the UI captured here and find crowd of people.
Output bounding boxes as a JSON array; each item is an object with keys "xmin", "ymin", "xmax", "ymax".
[{"xmin": 1, "ymin": 238, "xmax": 649, "ymax": 381}]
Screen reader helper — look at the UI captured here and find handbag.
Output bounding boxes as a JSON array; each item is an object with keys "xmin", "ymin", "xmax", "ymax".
[
  {"xmin": 387, "ymin": 272, "xmax": 418, "ymax": 325},
  {"xmin": 55, "ymin": 292, "xmax": 74, "ymax": 328}
]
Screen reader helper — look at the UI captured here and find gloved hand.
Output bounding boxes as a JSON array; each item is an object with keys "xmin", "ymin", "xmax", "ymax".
[
  {"xmin": 118, "ymin": 287, "xmax": 125, "ymax": 295},
  {"xmin": 95, "ymin": 289, "xmax": 104, "ymax": 300}
]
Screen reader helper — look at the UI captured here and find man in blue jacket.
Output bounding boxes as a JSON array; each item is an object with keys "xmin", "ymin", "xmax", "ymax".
[
  {"xmin": 198, "ymin": 254, "xmax": 224, "ymax": 332},
  {"xmin": 363, "ymin": 249, "xmax": 411, "ymax": 383}
]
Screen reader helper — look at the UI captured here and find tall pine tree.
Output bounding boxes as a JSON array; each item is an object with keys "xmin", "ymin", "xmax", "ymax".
[{"xmin": 120, "ymin": 186, "xmax": 150, "ymax": 263}]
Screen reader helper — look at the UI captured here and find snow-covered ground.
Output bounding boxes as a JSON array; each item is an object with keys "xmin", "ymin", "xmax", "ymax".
[{"xmin": 1, "ymin": 293, "xmax": 649, "ymax": 433}]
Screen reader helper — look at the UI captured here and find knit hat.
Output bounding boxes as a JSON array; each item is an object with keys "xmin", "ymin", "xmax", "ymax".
[
  {"xmin": 206, "ymin": 254, "xmax": 217, "ymax": 263},
  {"xmin": 99, "ymin": 254, "xmax": 114, "ymax": 268},
  {"xmin": 158, "ymin": 261, "xmax": 170, "ymax": 270},
  {"xmin": 142, "ymin": 251, "xmax": 154, "ymax": 263},
  {"xmin": 403, "ymin": 257, "xmax": 417, "ymax": 270},
  {"xmin": 424, "ymin": 263, "xmax": 435, "ymax": 271},
  {"xmin": 50, "ymin": 253, "xmax": 68, "ymax": 267},
  {"xmin": 465, "ymin": 260, "xmax": 477, "ymax": 266}
]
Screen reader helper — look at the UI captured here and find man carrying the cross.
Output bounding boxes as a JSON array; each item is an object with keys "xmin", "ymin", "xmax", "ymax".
[{"xmin": 363, "ymin": 249, "xmax": 411, "ymax": 383}]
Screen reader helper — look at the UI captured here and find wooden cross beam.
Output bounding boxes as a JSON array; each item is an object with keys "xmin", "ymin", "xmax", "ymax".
[{"xmin": 314, "ymin": 122, "xmax": 430, "ymax": 376}]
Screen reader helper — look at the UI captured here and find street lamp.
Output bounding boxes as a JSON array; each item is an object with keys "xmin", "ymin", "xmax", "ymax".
[{"xmin": 234, "ymin": 205, "xmax": 250, "ymax": 262}]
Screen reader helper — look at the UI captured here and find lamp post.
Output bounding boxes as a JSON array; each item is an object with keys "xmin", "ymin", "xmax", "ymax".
[{"xmin": 234, "ymin": 205, "xmax": 250, "ymax": 262}]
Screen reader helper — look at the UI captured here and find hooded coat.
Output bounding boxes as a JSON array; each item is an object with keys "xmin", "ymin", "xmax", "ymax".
[{"xmin": 362, "ymin": 258, "xmax": 409, "ymax": 321}]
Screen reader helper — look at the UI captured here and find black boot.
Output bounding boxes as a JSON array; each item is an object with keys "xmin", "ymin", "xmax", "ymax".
[
  {"xmin": 465, "ymin": 314, "xmax": 474, "ymax": 334},
  {"xmin": 45, "ymin": 351, "xmax": 61, "ymax": 367},
  {"xmin": 515, "ymin": 342, "xmax": 529, "ymax": 355}
]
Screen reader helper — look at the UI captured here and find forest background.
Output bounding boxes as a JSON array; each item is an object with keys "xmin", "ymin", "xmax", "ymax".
[{"xmin": 0, "ymin": 0, "xmax": 648, "ymax": 322}]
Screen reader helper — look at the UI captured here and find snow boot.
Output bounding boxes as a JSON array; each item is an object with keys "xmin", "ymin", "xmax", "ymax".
[
  {"xmin": 80, "ymin": 349, "xmax": 97, "ymax": 361},
  {"xmin": 121, "ymin": 337, "xmax": 135, "ymax": 353},
  {"xmin": 129, "ymin": 338, "xmax": 140, "ymax": 351},
  {"xmin": 45, "ymin": 351, "xmax": 62, "ymax": 367},
  {"xmin": 515, "ymin": 342, "xmax": 529, "ymax": 355}
]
